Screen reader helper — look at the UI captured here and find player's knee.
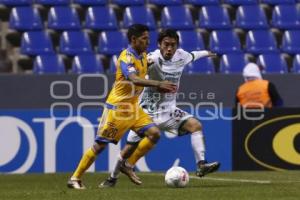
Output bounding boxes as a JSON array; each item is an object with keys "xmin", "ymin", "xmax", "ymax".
[
  {"xmin": 186, "ymin": 118, "xmax": 202, "ymax": 133},
  {"xmin": 194, "ymin": 121, "xmax": 202, "ymax": 132},
  {"xmin": 92, "ymin": 142, "xmax": 106, "ymax": 154},
  {"xmin": 146, "ymin": 126, "xmax": 160, "ymax": 143}
]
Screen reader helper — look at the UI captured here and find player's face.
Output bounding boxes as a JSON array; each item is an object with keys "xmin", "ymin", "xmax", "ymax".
[
  {"xmin": 132, "ymin": 31, "xmax": 150, "ymax": 54},
  {"xmin": 159, "ymin": 37, "xmax": 178, "ymax": 60}
]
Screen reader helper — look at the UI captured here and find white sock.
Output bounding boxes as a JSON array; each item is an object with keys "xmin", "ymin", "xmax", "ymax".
[
  {"xmin": 191, "ymin": 131, "xmax": 206, "ymax": 164},
  {"xmin": 110, "ymin": 154, "xmax": 125, "ymax": 179}
]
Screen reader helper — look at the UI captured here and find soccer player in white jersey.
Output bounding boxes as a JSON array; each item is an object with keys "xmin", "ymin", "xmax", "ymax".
[{"xmin": 100, "ymin": 29, "xmax": 220, "ymax": 187}]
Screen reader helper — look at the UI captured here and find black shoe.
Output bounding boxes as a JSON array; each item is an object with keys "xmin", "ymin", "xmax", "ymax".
[
  {"xmin": 196, "ymin": 161, "xmax": 220, "ymax": 177},
  {"xmin": 99, "ymin": 177, "xmax": 118, "ymax": 188},
  {"xmin": 67, "ymin": 179, "xmax": 86, "ymax": 189}
]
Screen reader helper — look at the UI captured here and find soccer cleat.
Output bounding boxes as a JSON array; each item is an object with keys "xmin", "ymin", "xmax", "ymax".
[
  {"xmin": 99, "ymin": 177, "xmax": 118, "ymax": 188},
  {"xmin": 196, "ymin": 161, "xmax": 220, "ymax": 177},
  {"xmin": 67, "ymin": 179, "xmax": 86, "ymax": 189},
  {"xmin": 120, "ymin": 163, "xmax": 142, "ymax": 185}
]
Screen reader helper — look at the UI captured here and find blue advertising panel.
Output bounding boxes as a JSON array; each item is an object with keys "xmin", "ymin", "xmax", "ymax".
[{"xmin": 0, "ymin": 109, "xmax": 232, "ymax": 173}]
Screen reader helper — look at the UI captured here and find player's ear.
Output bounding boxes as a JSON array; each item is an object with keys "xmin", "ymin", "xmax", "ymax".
[{"xmin": 131, "ymin": 35, "xmax": 137, "ymax": 43}]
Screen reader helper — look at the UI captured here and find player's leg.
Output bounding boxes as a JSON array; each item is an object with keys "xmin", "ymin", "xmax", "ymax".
[
  {"xmin": 117, "ymin": 109, "xmax": 174, "ymax": 183},
  {"xmin": 100, "ymin": 126, "xmax": 159, "ymax": 187},
  {"xmin": 67, "ymin": 142, "xmax": 107, "ymax": 189},
  {"xmin": 99, "ymin": 131, "xmax": 141, "ymax": 188},
  {"xmin": 112, "ymin": 131, "xmax": 141, "ymax": 179},
  {"xmin": 127, "ymin": 126, "xmax": 160, "ymax": 166},
  {"xmin": 68, "ymin": 107, "xmax": 112, "ymax": 189},
  {"xmin": 118, "ymin": 107, "xmax": 160, "ymax": 185},
  {"xmin": 68, "ymin": 107, "xmax": 129, "ymax": 189},
  {"xmin": 100, "ymin": 107, "xmax": 157, "ymax": 186},
  {"xmin": 180, "ymin": 118, "xmax": 206, "ymax": 163},
  {"xmin": 120, "ymin": 125, "xmax": 160, "ymax": 184},
  {"xmin": 180, "ymin": 117, "xmax": 220, "ymax": 177},
  {"xmin": 126, "ymin": 107, "xmax": 160, "ymax": 167}
]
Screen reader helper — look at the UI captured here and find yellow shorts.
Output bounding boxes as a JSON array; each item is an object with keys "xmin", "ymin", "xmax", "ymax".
[{"xmin": 95, "ymin": 103, "xmax": 155, "ymax": 144}]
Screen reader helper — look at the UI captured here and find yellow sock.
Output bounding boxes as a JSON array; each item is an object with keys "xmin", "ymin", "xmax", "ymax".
[
  {"xmin": 71, "ymin": 148, "xmax": 97, "ymax": 179},
  {"xmin": 127, "ymin": 137, "xmax": 155, "ymax": 166}
]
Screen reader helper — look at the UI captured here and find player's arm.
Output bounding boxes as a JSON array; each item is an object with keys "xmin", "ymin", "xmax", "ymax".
[
  {"xmin": 190, "ymin": 50, "xmax": 217, "ymax": 62},
  {"xmin": 182, "ymin": 50, "xmax": 217, "ymax": 66},
  {"xmin": 128, "ymin": 73, "xmax": 177, "ymax": 93},
  {"xmin": 120, "ymin": 53, "xmax": 176, "ymax": 92},
  {"xmin": 120, "ymin": 59, "xmax": 170, "ymax": 88}
]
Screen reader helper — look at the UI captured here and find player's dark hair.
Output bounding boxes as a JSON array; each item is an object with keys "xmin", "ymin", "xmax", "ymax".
[
  {"xmin": 127, "ymin": 24, "xmax": 150, "ymax": 42},
  {"xmin": 158, "ymin": 29, "xmax": 179, "ymax": 45}
]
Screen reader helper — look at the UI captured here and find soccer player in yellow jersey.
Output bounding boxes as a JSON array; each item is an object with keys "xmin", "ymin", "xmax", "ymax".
[{"xmin": 67, "ymin": 24, "xmax": 176, "ymax": 189}]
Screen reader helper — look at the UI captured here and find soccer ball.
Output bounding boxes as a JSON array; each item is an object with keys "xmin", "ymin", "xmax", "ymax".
[{"xmin": 165, "ymin": 166, "xmax": 189, "ymax": 188}]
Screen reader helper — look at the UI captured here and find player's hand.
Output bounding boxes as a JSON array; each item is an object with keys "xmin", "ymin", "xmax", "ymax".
[
  {"xmin": 207, "ymin": 51, "xmax": 217, "ymax": 57},
  {"xmin": 157, "ymin": 81, "xmax": 177, "ymax": 93}
]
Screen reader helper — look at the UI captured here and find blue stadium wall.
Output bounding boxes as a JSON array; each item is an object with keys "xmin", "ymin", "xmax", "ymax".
[{"xmin": 0, "ymin": 74, "xmax": 299, "ymax": 173}]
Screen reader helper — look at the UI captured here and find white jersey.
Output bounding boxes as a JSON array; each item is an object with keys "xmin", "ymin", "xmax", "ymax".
[
  {"xmin": 127, "ymin": 49, "xmax": 210, "ymax": 142},
  {"xmin": 140, "ymin": 49, "xmax": 209, "ymax": 114}
]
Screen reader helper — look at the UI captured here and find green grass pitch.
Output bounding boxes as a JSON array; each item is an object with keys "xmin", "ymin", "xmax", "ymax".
[{"xmin": 1, "ymin": 171, "xmax": 300, "ymax": 200}]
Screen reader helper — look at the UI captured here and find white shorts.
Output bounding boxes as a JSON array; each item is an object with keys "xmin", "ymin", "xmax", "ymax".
[{"xmin": 127, "ymin": 107, "xmax": 193, "ymax": 143}]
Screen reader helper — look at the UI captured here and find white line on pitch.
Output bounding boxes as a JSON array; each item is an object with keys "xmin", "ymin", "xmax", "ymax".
[
  {"xmin": 195, "ymin": 176, "xmax": 300, "ymax": 184},
  {"xmin": 192, "ymin": 176, "xmax": 271, "ymax": 184},
  {"xmin": 144, "ymin": 173, "xmax": 272, "ymax": 184}
]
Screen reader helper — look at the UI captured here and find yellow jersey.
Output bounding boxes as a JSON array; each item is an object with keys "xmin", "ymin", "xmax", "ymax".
[{"xmin": 106, "ymin": 47, "xmax": 148, "ymax": 107}]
